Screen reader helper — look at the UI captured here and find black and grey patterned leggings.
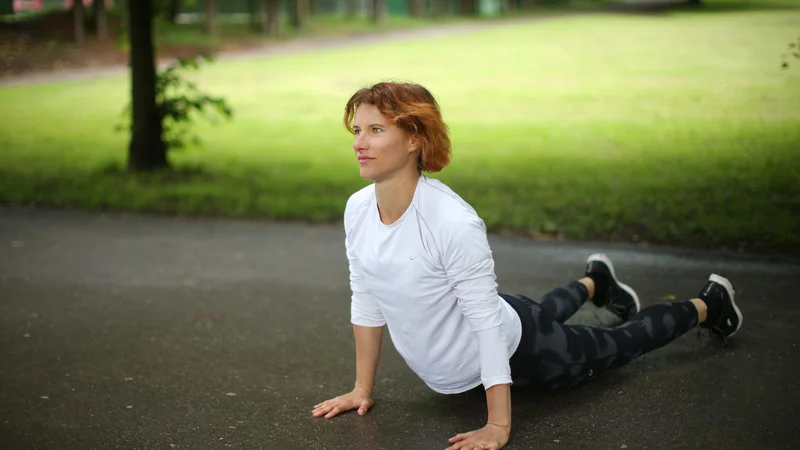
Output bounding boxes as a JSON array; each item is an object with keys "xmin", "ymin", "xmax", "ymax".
[{"xmin": 501, "ymin": 281, "xmax": 699, "ymax": 390}]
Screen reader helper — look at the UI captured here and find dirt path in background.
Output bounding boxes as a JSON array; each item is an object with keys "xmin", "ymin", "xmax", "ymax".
[{"xmin": 0, "ymin": 1, "xmax": 687, "ymax": 87}]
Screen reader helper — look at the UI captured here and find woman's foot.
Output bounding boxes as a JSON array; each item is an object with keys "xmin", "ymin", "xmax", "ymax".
[
  {"xmin": 585, "ymin": 253, "xmax": 641, "ymax": 322},
  {"xmin": 697, "ymin": 274, "xmax": 743, "ymax": 339}
]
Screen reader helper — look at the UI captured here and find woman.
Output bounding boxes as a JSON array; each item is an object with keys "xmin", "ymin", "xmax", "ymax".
[{"xmin": 311, "ymin": 81, "xmax": 743, "ymax": 450}]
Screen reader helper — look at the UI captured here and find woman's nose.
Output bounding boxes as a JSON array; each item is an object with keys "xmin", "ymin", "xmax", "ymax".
[{"xmin": 353, "ymin": 134, "xmax": 367, "ymax": 151}]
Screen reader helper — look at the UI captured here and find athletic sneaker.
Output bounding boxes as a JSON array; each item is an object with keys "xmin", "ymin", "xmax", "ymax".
[
  {"xmin": 698, "ymin": 274, "xmax": 743, "ymax": 339},
  {"xmin": 585, "ymin": 253, "xmax": 641, "ymax": 322}
]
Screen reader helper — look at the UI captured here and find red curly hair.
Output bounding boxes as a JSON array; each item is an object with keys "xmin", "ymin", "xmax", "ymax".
[{"xmin": 344, "ymin": 81, "xmax": 452, "ymax": 173}]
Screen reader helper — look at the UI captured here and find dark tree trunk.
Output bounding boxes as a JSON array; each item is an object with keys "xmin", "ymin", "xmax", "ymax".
[
  {"xmin": 253, "ymin": 0, "xmax": 279, "ymax": 35},
  {"xmin": 372, "ymin": 0, "xmax": 386, "ymax": 23},
  {"xmin": 72, "ymin": 0, "xmax": 85, "ymax": 46},
  {"xmin": 248, "ymin": 0, "xmax": 259, "ymax": 31},
  {"xmin": 128, "ymin": 0, "xmax": 167, "ymax": 172},
  {"xmin": 429, "ymin": 0, "xmax": 448, "ymax": 17},
  {"xmin": 94, "ymin": 0, "xmax": 108, "ymax": 40},
  {"xmin": 204, "ymin": 0, "xmax": 217, "ymax": 35},
  {"xmin": 0, "ymin": 0, "xmax": 14, "ymax": 15},
  {"xmin": 266, "ymin": 0, "xmax": 280, "ymax": 35},
  {"xmin": 291, "ymin": 0, "xmax": 309, "ymax": 30},
  {"xmin": 165, "ymin": 0, "xmax": 182, "ymax": 24},
  {"xmin": 459, "ymin": 0, "xmax": 475, "ymax": 15},
  {"xmin": 409, "ymin": 0, "xmax": 423, "ymax": 17},
  {"xmin": 345, "ymin": 0, "xmax": 358, "ymax": 18}
]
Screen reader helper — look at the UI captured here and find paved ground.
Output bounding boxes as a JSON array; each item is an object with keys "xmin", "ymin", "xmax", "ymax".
[{"xmin": 1, "ymin": 206, "xmax": 798, "ymax": 450}]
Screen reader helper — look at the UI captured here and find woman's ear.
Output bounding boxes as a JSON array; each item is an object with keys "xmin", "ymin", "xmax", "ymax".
[{"xmin": 407, "ymin": 135, "xmax": 420, "ymax": 154}]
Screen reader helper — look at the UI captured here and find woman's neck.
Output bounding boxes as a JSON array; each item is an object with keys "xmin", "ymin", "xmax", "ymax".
[{"xmin": 375, "ymin": 169, "xmax": 420, "ymax": 225}]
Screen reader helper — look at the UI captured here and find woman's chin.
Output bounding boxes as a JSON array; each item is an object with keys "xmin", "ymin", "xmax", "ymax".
[{"xmin": 359, "ymin": 167, "xmax": 380, "ymax": 181}]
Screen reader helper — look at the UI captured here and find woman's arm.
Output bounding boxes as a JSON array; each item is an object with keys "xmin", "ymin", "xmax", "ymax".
[
  {"xmin": 311, "ymin": 299, "xmax": 384, "ymax": 419},
  {"xmin": 353, "ymin": 324, "xmax": 384, "ymax": 394},
  {"xmin": 447, "ymin": 384, "xmax": 511, "ymax": 450},
  {"xmin": 486, "ymin": 383, "xmax": 512, "ymax": 431},
  {"xmin": 440, "ymin": 214, "xmax": 514, "ymax": 449},
  {"xmin": 313, "ymin": 202, "xmax": 387, "ymax": 419}
]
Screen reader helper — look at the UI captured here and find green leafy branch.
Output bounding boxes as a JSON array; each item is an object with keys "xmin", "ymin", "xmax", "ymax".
[
  {"xmin": 782, "ymin": 34, "xmax": 800, "ymax": 69},
  {"xmin": 116, "ymin": 54, "xmax": 233, "ymax": 152}
]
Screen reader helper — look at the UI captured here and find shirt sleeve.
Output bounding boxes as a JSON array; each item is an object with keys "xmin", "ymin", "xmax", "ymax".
[
  {"xmin": 346, "ymin": 226, "xmax": 386, "ymax": 328},
  {"xmin": 440, "ymin": 214, "xmax": 512, "ymax": 390}
]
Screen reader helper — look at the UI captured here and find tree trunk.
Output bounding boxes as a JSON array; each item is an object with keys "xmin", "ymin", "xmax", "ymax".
[
  {"xmin": 429, "ymin": 0, "xmax": 449, "ymax": 17},
  {"xmin": 204, "ymin": 0, "xmax": 217, "ymax": 35},
  {"xmin": 266, "ymin": 0, "xmax": 280, "ymax": 35},
  {"xmin": 459, "ymin": 0, "xmax": 475, "ymax": 15},
  {"xmin": 94, "ymin": 0, "xmax": 108, "ymax": 40},
  {"xmin": 72, "ymin": 0, "xmax": 85, "ymax": 46},
  {"xmin": 345, "ymin": 0, "xmax": 358, "ymax": 18},
  {"xmin": 372, "ymin": 0, "xmax": 386, "ymax": 23},
  {"xmin": 291, "ymin": 0, "xmax": 309, "ymax": 30},
  {"xmin": 165, "ymin": 0, "xmax": 182, "ymax": 24},
  {"xmin": 248, "ymin": 0, "xmax": 259, "ymax": 31},
  {"xmin": 128, "ymin": 0, "xmax": 167, "ymax": 172},
  {"xmin": 409, "ymin": 0, "xmax": 423, "ymax": 17},
  {"xmin": 0, "ymin": 0, "xmax": 14, "ymax": 15}
]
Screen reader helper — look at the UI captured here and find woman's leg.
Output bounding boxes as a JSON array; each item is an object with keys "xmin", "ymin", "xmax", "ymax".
[
  {"xmin": 505, "ymin": 269, "xmax": 743, "ymax": 391},
  {"xmin": 512, "ymin": 252, "xmax": 641, "ymax": 325},
  {"xmin": 530, "ymin": 281, "xmax": 591, "ymax": 324}
]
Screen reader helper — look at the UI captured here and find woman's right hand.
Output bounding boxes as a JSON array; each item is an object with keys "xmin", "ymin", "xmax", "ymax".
[{"xmin": 312, "ymin": 387, "xmax": 374, "ymax": 419}]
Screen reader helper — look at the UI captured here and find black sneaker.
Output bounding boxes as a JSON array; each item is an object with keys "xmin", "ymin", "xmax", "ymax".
[
  {"xmin": 585, "ymin": 253, "xmax": 641, "ymax": 321},
  {"xmin": 698, "ymin": 274, "xmax": 743, "ymax": 339}
]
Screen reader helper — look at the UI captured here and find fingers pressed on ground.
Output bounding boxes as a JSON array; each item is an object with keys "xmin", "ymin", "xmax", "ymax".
[
  {"xmin": 460, "ymin": 441, "xmax": 481, "ymax": 450},
  {"xmin": 312, "ymin": 404, "xmax": 333, "ymax": 416},
  {"xmin": 445, "ymin": 441, "xmax": 463, "ymax": 450},
  {"xmin": 449, "ymin": 433, "xmax": 467, "ymax": 442},
  {"xmin": 314, "ymin": 400, "xmax": 332, "ymax": 409}
]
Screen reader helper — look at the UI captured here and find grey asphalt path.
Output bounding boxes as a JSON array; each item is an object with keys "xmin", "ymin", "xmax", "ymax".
[{"xmin": 1, "ymin": 206, "xmax": 798, "ymax": 450}]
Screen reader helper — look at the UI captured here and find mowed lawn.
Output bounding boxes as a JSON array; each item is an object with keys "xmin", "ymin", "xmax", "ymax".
[{"xmin": 1, "ymin": 2, "xmax": 798, "ymax": 252}]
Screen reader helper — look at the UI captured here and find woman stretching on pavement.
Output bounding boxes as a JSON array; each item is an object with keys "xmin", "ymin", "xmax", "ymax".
[{"xmin": 311, "ymin": 81, "xmax": 744, "ymax": 450}]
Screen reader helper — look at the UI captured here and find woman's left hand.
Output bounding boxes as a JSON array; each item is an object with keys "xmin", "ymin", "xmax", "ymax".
[{"xmin": 445, "ymin": 423, "xmax": 510, "ymax": 450}]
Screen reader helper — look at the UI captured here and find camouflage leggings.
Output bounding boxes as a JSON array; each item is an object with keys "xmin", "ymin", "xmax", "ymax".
[{"xmin": 501, "ymin": 281, "xmax": 699, "ymax": 390}]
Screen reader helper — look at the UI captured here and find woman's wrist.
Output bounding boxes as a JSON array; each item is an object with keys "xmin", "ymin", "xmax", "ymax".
[
  {"xmin": 487, "ymin": 421, "xmax": 511, "ymax": 433},
  {"xmin": 354, "ymin": 381, "xmax": 373, "ymax": 395}
]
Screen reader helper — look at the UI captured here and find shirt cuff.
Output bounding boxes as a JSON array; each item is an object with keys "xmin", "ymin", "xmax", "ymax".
[{"xmin": 474, "ymin": 326, "xmax": 513, "ymax": 389}]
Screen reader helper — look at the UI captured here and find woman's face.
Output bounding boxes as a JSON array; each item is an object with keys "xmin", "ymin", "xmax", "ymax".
[{"xmin": 352, "ymin": 104, "xmax": 417, "ymax": 182}]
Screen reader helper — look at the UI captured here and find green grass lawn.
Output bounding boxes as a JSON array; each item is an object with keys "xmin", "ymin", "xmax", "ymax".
[{"xmin": 1, "ymin": 1, "xmax": 799, "ymax": 253}]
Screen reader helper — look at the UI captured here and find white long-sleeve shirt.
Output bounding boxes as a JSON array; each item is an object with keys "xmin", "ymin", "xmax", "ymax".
[{"xmin": 345, "ymin": 175, "xmax": 522, "ymax": 394}]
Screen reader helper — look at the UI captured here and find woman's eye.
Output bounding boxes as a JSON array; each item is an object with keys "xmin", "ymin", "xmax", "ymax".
[{"xmin": 373, "ymin": 127, "xmax": 382, "ymax": 133}]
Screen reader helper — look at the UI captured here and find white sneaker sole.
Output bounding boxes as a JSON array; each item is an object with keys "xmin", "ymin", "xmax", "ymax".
[
  {"xmin": 708, "ymin": 273, "xmax": 743, "ymax": 337},
  {"xmin": 587, "ymin": 253, "xmax": 641, "ymax": 315}
]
